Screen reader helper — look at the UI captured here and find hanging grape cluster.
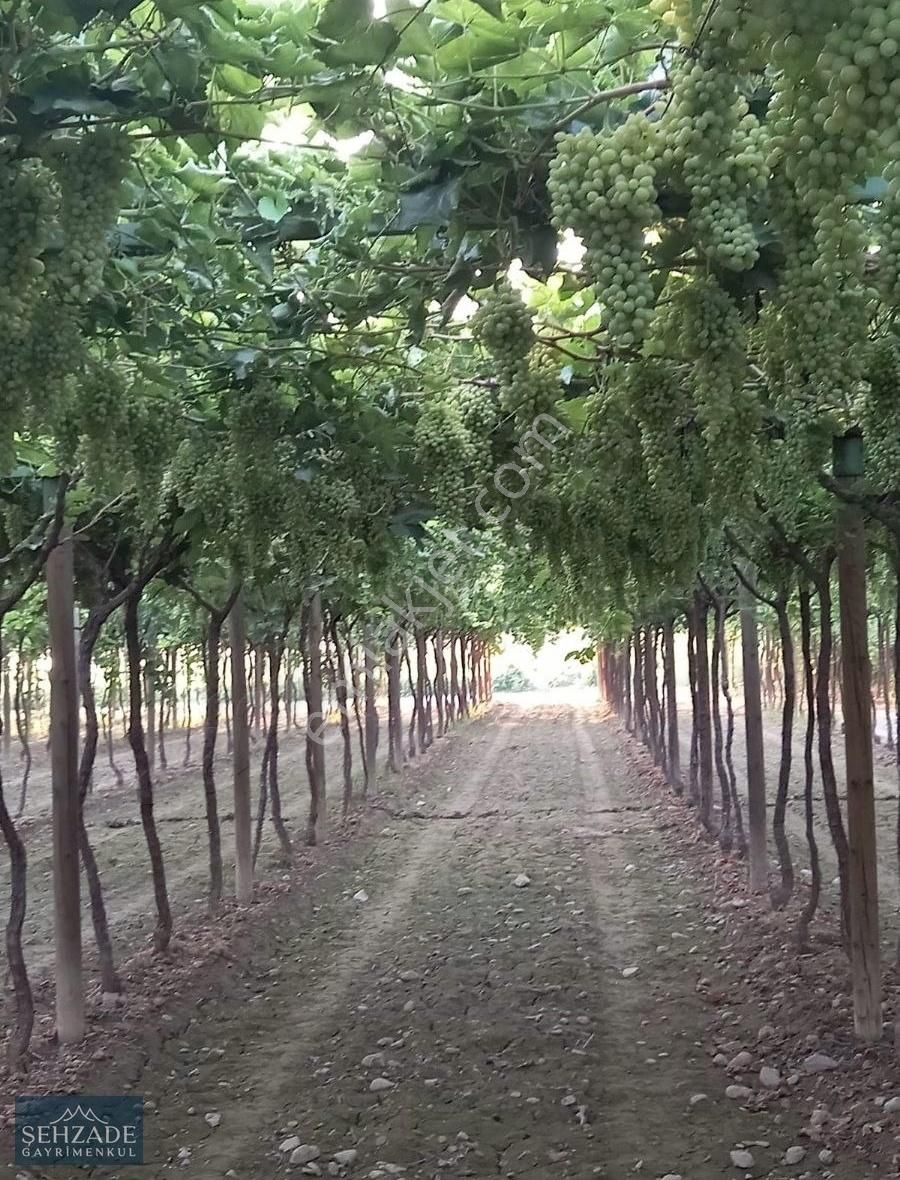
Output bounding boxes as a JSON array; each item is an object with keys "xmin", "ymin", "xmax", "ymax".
[
  {"xmin": 500, "ymin": 357, "xmax": 562, "ymax": 423},
  {"xmin": 758, "ymin": 185, "xmax": 867, "ymax": 422},
  {"xmin": 650, "ymin": 276, "xmax": 760, "ymax": 509},
  {"xmin": 414, "ymin": 395, "xmax": 478, "ymax": 517},
  {"xmin": 648, "ymin": 0, "xmax": 696, "ymax": 42},
  {"xmin": 549, "ymin": 115, "xmax": 661, "ymax": 347},
  {"xmin": 875, "ymin": 168, "xmax": 900, "ymax": 305},
  {"xmin": 471, "ymin": 283, "xmax": 535, "ymax": 379},
  {"xmin": 50, "ymin": 130, "xmax": 132, "ymax": 305},
  {"xmin": 862, "ymin": 336, "xmax": 900, "ymax": 485},
  {"xmin": 661, "ymin": 53, "xmax": 767, "ymax": 270},
  {"xmin": 456, "ymin": 384, "xmax": 499, "ymax": 491}
]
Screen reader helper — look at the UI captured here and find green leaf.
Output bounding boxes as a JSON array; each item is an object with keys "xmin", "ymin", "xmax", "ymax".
[
  {"xmin": 177, "ymin": 161, "xmax": 229, "ymax": 196},
  {"xmin": 555, "ymin": 396, "xmax": 590, "ymax": 432},
  {"xmin": 316, "ymin": 0, "xmax": 370, "ymax": 40},
  {"xmin": 314, "ymin": 23, "xmax": 400, "ymax": 67},
  {"xmin": 434, "ymin": 28, "xmax": 523, "ymax": 73},
  {"xmin": 156, "ymin": 44, "xmax": 201, "ymax": 94},
  {"xmin": 257, "ymin": 194, "xmax": 291, "ymax": 223},
  {"xmin": 471, "ymin": 0, "xmax": 503, "ymax": 17}
]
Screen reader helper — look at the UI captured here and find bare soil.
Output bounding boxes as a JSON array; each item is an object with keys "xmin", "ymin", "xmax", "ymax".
[{"xmin": 4, "ymin": 702, "xmax": 892, "ymax": 1179}]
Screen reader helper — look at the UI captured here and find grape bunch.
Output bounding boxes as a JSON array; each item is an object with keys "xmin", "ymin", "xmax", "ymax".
[
  {"xmin": 75, "ymin": 359, "xmax": 126, "ymax": 435},
  {"xmin": 167, "ymin": 438, "xmax": 234, "ymax": 532},
  {"xmin": 0, "ymin": 157, "xmax": 56, "ymax": 340},
  {"xmin": 652, "ymin": 276, "xmax": 759, "ymax": 506},
  {"xmin": 500, "ymin": 358, "xmax": 561, "ymax": 423},
  {"xmin": 760, "ymin": 189, "xmax": 868, "ymax": 414},
  {"xmin": 648, "ymin": 0, "xmax": 696, "ymax": 42},
  {"xmin": 875, "ymin": 168, "xmax": 900, "ymax": 305},
  {"xmin": 660, "ymin": 54, "xmax": 766, "ymax": 270},
  {"xmin": 306, "ymin": 474, "xmax": 360, "ymax": 526},
  {"xmin": 456, "ymin": 384, "xmax": 499, "ymax": 489},
  {"xmin": 862, "ymin": 336, "xmax": 900, "ymax": 483},
  {"xmin": 471, "ymin": 283, "xmax": 535, "ymax": 379},
  {"xmin": 549, "ymin": 115, "xmax": 660, "ymax": 347},
  {"xmin": 414, "ymin": 395, "xmax": 478, "ymax": 517},
  {"xmin": 50, "ymin": 129, "xmax": 131, "ymax": 306},
  {"xmin": 621, "ymin": 359, "xmax": 705, "ymax": 578},
  {"xmin": 0, "ymin": 156, "xmax": 59, "ymax": 438}
]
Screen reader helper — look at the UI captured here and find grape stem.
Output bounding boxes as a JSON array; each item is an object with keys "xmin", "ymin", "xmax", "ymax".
[{"xmin": 544, "ymin": 78, "xmax": 672, "ymax": 136}]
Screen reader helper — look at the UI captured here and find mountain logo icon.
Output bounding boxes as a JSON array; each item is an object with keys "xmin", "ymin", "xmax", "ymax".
[{"xmin": 48, "ymin": 1106, "xmax": 112, "ymax": 1126}]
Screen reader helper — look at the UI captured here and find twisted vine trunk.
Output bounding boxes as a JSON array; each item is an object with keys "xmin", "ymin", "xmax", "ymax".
[
  {"xmin": 266, "ymin": 637, "xmax": 292, "ymax": 861},
  {"xmin": 449, "ymin": 639, "xmax": 459, "ymax": 726},
  {"xmin": 0, "ymin": 771, "xmax": 32, "ymax": 1071},
  {"xmin": 387, "ymin": 630, "xmax": 403, "ymax": 774},
  {"xmin": 364, "ymin": 622, "xmax": 379, "ymax": 794},
  {"xmin": 14, "ymin": 640, "xmax": 30, "ymax": 816},
  {"xmin": 798, "ymin": 585, "xmax": 821, "ymax": 947},
  {"xmin": 2, "ymin": 650, "xmax": 10, "ymax": 757},
  {"xmin": 815, "ymin": 566, "xmax": 851, "ymax": 943},
  {"xmin": 685, "ymin": 612, "xmax": 699, "ymax": 806},
  {"xmin": 771, "ymin": 591, "xmax": 795, "ymax": 908},
  {"xmin": 662, "ymin": 618, "xmax": 681, "ymax": 790},
  {"xmin": 643, "ymin": 626, "xmax": 661, "ymax": 763},
  {"xmin": 304, "ymin": 594, "xmax": 326, "ymax": 844},
  {"xmin": 458, "ymin": 635, "xmax": 469, "ymax": 717},
  {"xmin": 415, "ymin": 627, "xmax": 429, "ymax": 753},
  {"xmin": 124, "ymin": 595, "xmax": 171, "ymax": 953},
  {"xmin": 632, "ymin": 629, "xmax": 645, "ymax": 745},
  {"xmin": 202, "ymin": 613, "xmax": 225, "ymax": 911},
  {"xmin": 692, "ymin": 592, "xmax": 714, "ymax": 830},
  {"xmin": 78, "ymin": 607, "xmax": 122, "ymax": 993},
  {"xmin": 433, "ymin": 632, "xmax": 446, "ymax": 738},
  {"xmin": 719, "ymin": 604, "xmax": 746, "ymax": 856},
  {"xmin": 330, "ymin": 620, "xmax": 353, "ymax": 817},
  {"xmin": 710, "ymin": 596, "xmax": 732, "ymax": 852}
]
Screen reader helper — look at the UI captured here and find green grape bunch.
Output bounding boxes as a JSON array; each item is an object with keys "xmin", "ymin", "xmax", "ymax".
[
  {"xmin": 500, "ymin": 358, "xmax": 562, "ymax": 422},
  {"xmin": 414, "ymin": 395, "xmax": 479, "ymax": 517},
  {"xmin": 456, "ymin": 384, "xmax": 500, "ymax": 489},
  {"xmin": 862, "ymin": 335, "xmax": 900, "ymax": 484},
  {"xmin": 0, "ymin": 156, "xmax": 57, "ymax": 339},
  {"xmin": 660, "ymin": 54, "xmax": 766, "ymax": 271},
  {"xmin": 49, "ymin": 129, "xmax": 132, "ymax": 306},
  {"xmin": 549, "ymin": 115, "xmax": 661, "ymax": 347},
  {"xmin": 471, "ymin": 282, "xmax": 535, "ymax": 378}
]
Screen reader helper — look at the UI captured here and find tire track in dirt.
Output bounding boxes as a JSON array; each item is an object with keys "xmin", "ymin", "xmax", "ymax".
[
  {"xmin": 104, "ymin": 713, "xmax": 521, "ymax": 1179},
  {"xmin": 571, "ymin": 718, "xmax": 859, "ymax": 1179}
]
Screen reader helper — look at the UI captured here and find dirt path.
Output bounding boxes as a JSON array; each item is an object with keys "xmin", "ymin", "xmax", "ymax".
[{"xmin": 31, "ymin": 704, "xmax": 861, "ymax": 1180}]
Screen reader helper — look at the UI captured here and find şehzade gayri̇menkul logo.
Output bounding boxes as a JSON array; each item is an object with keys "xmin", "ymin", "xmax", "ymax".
[{"xmin": 16, "ymin": 1096, "xmax": 144, "ymax": 1165}]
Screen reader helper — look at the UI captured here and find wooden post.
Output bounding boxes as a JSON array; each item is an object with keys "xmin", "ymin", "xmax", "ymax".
[
  {"xmin": 47, "ymin": 520, "xmax": 84, "ymax": 1042},
  {"xmin": 738, "ymin": 569, "xmax": 769, "ymax": 893},
  {"xmin": 834, "ymin": 431, "xmax": 881, "ymax": 1042},
  {"xmin": 230, "ymin": 590, "xmax": 252, "ymax": 904}
]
